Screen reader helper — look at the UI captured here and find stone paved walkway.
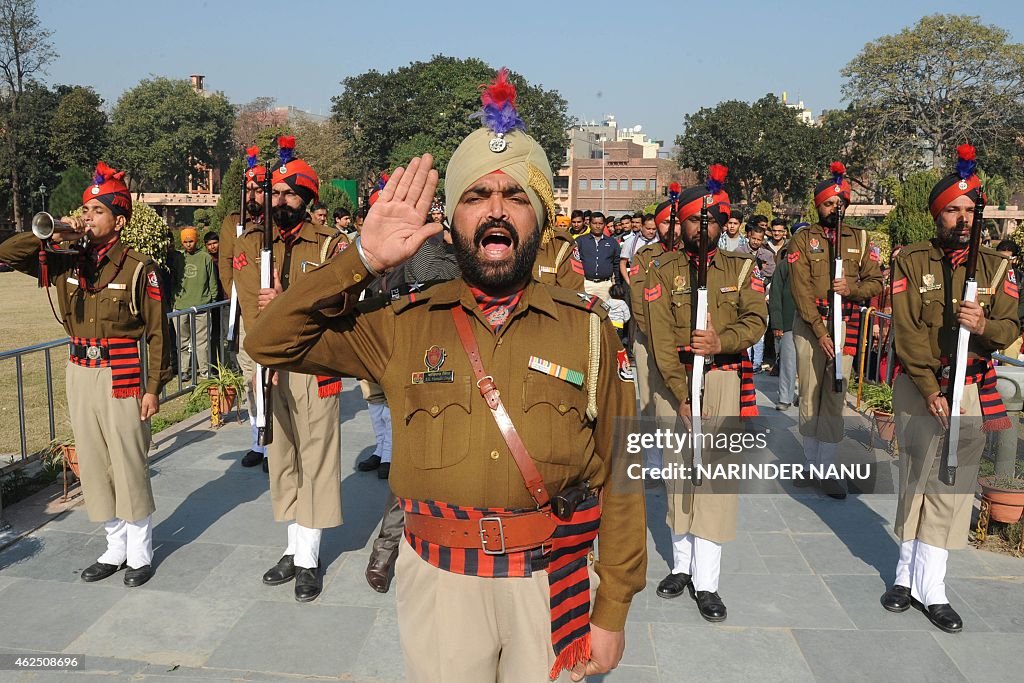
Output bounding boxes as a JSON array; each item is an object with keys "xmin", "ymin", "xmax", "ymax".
[{"xmin": 0, "ymin": 377, "xmax": 1022, "ymax": 682}]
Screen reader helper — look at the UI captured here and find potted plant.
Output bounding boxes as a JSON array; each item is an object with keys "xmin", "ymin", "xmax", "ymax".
[
  {"xmin": 861, "ymin": 382, "xmax": 896, "ymax": 445},
  {"xmin": 978, "ymin": 474, "xmax": 1024, "ymax": 524},
  {"xmin": 40, "ymin": 437, "xmax": 78, "ymax": 501},
  {"xmin": 190, "ymin": 364, "xmax": 246, "ymax": 427}
]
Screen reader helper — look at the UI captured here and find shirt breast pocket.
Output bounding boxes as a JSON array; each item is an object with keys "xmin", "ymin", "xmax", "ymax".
[
  {"xmin": 99, "ymin": 291, "xmax": 131, "ymax": 324},
  {"xmin": 716, "ymin": 290, "xmax": 740, "ymax": 323},
  {"xmin": 809, "ymin": 256, "xmax": 828, "ymax": 279},
  {"xmin": 403, "ymin": 377, "xmax": 472, "ymax": 470},
  {"xmin": 921, "ymin": 298, "xmax": 944, "ymax": 330},
  {"xmin": 671, "ymin": 290, "xmax": 692, "ymax": 329},
  {"xmin": 521, "ymin": 373, "xmax": 588, "ymax": 465}
]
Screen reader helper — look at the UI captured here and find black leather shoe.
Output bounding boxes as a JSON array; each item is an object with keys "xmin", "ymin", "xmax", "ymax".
[
  {"xmin": 365, "ymin": 555, "xmax": 395, "ymax": 593},
  {"xmin": 821, "ymin": 478, "xmax": 847, "ymax": 500},
  {"xmin": 656, "ymin": 572, "xmax": 691, "ymax": 599},
  {"xmin": 690, "ymin": 585, "xmax": 728, "ymax": 622},
  {"xmin": 294, "ymin": 565, "xmax": 322, "ymax": 602},
  {"xmin": 881, "ymin": 585, "xmax": 911, "ymax": 613},
  {"xmin": 81, "ymin": 561, "xmax": 125, "ymax": 583},
  {"xmin": 261, "ymin": 457, "xmax": 269, "ymax": 474},
  {"xmin": 241, "ymin": 450, "xmax": 264, "ymax": 467},
  {"xmin": 262, "ymin": 555, "xmax": 296, "ymax": 585},
  {"xmin": 124, "ymin": 564, "xmax": 154, "ymax": 587},
  {"xmin": 377, "ymin": 462, "xmax": 390, "ymax": 480},
  {"xmin": 358, "ymin": 454, "xmax": 382, "ymax": 471},
  {"xmin": 916, "ymin": 600, "xmax": 963, "ymax": 634}
]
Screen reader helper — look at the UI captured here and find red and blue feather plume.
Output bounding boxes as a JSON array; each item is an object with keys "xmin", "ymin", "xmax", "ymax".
[
  {"xmin": 376, "ymin": 172, "xmax": 389, "ymax": 192},
  {"xmin": 246, "ymin": 146, "xmax": 260, "ymax": 169},
  {"xmin": 707, "ymin": 164, "xmax": 728, "ymax": 195},
  {"xmin": 956, "ymin": 144, "xmax": 976, "ymax": 179},
  {"xmin": 278, "ymin": 135, "xmax": 296, "ymax": 165},
  {"xmin": 473, "ymin": 68, "xmax": 526, "ymax": 135},
  {"xmin": 830, "ymin": 161, "xmax": 846, "ymax": 186},
  {"xmin": 668, "ymin": 182, "xmax": 680, "ymax": 202}
]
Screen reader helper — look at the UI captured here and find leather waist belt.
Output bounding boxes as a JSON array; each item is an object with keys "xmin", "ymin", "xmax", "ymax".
[
  {"xmin": 587, "ymin": 277, "xmax": 613, "ymax": 283},
  {"xmin": 404, "ymin": 510, "xmax": 558, "ymax": 555}
]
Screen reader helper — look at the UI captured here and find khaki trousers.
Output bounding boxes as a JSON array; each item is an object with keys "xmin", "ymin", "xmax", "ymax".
[
  {"xmin": 793, "ymin": 316, "xmax": 854, "ymax": 443},
  {"xmin": 268, "ymin": 371, "xmax": 343, "ymax": 529},
  {"xmin": 395, "ymin": 539, "xmax": 593, "ymax": 682},
  {"xmin": 66, "ymin": 362, "xmax": 154, "ymax": 523},
  {"xmin": 893, "ymin": 375, "xmax": 984, "ymax": 550},
  {"xmin": 583, "ymin": 278, "xmax": 613, "ymax": 302},
  {"xmin": 661, "ymin": 369, "xmax": 740, "ymax": 543}
]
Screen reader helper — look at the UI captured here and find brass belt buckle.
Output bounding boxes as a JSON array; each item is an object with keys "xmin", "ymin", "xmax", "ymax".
[
  {"xmin": 478, "ymin": 516, "xmax": 506, "ymax": 555},
  {"xmin": 85, "ymin": 345, "xmax": 102, "ymax": 360}
]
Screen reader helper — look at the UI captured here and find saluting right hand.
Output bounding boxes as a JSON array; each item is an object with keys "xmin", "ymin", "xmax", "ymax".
[{"xmin": 359, "ymin": 154, "xmax": 441, "ymax": 273}]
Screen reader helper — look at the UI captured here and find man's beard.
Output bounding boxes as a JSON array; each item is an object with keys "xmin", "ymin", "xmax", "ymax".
[
  {"xmin": 273, "ymin": 204, "xmax": 306, "ymax": 230},
  {"xmin": 246, "ymin": 200, "xmax": 261, "ymax": 217},
  {"xmin": 451, "ymin": 218, "xmax": 540, "ymax": 292},
  {"xmin": 937, "ymin": 217, "xmax": 970, "ymax": 248},
  {"xmin": 820, "ymin": 210, "xmax": 840, "ymax": 230}
]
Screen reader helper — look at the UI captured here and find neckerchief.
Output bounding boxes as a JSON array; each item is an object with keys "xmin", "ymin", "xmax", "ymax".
[{"xmin": 471, "ymin": 287, "xmax": 524, "ymax": 332}]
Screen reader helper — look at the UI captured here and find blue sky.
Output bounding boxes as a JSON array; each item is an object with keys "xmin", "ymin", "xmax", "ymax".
[{"xmin": 38, "ymin": 0, "xmax": 1024, "ymax": 147}]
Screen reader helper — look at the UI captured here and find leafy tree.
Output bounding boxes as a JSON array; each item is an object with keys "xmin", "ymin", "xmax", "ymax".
[
  {"xmin": 208, "ymin": 156, "xmax": 244, "ymax": 233},
  {"xmin": 0, "ymin": 81, "xmax": 61, "ymax": 217},
  {"xmin": 675, "ymin": 95, "xmax": 836, "ymax": 207},
  {"xmin": 106, "ymin": 77, "xmax": 235, "ymax": 193},
  {"xmin": 232, "ymin": 96, "xmax": 277, "ymax": 152},
  {"xmin": 0, "ymin": 0, "xmax": 56, "ymax": 228},
  {"xmin": 332, "ymin": 55, "xmax": 571, "ymax": 192},
  {"xmin": 48, "ymin": 165, "xmax": 91, "ymax": 217},
  {"xmin": 752, "ymin": 201, "xmax": 774, "ymax": 223},
  {"xmin": 48, "ymin": 86, "xmax": 107, "ymax": 170},
  {"xmin": 842, "ymin": 15, "xmax": 1024, "ymax": 184},
  {"xmin": 292, "ymin": 117, "xmax": 350, "ymax": 181},
  {"xmin": 887, "ymin": 169, "xmax": 940, "ymax": 247},
  {"xmin": 318, "ymin": 182, "xmax": 353, "ymax": 219}
]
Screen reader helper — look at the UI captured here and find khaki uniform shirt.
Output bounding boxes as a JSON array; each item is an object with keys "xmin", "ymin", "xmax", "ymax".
[
  {"xmin": 231, "ymin": 220, "xmax": 347, "ymax": 323},
  {"xmin": 533, "ymin": 228, "xmax": 585, "ymax": 291},
  {"xmin": 0, "ymin": 232, "xmax": 171, "ymax": 394},
  {"xmin": 789, "ymin": 224, "xmax": 883, "ymax": 339},
  {"xmin": 643, "ymin": 249, "xmax": 768, "ymax": 405},
  {"xmin": 244, "ymin": 247, "xmax": 647, "ymax": 631},
  {"xmin": 628, "ymin": 242, "xmax": 672, "ymax": 337},
  {"xmin": 892, "ymin": 240, "xmax": 1020, "ymax": 399}
]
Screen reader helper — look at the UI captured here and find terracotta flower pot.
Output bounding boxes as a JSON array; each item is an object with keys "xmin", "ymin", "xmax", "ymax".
[
  {"xmin": 207, "ymin": 387, "xmax": 238, "ymax": 427},
  {"xmin": 979, "ymin": 477, "xmax": 1024, "ymax": 524},
  {"xmin": 62, "ymin": 444, "xmax": 80, "ymax": 478},
  {"xmin": 873, "ymin": 410, "xmax": 896, "ymax": 444}
]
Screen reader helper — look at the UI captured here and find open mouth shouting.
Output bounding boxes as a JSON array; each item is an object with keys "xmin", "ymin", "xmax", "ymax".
[{"xmin": 477, "ymin": 222, "xmax": 518, "ymax": 262}]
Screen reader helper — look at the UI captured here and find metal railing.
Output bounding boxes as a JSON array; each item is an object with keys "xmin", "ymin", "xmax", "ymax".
[
  {"xmin": 855, "ymin": 306, "xmax": 895, "ymax": 409},
  {"xmin": 0, "ymin": 300, "xmax": 230, "ymax": 467}
]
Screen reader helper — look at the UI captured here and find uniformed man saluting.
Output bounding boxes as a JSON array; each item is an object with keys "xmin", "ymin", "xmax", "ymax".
[
  {"xmin": 247, "ymin": 69, "xmax": 646, "ymax": 683},
  {"xmin": 789, "ymin": 162, "xmax": 883, "ymax": 497},
  {"xmin": 881, "ymin": 145, "xmax": 1019, "ymax": 633},
  {"xmin": 644, "ymin": 169, "xmax": 767, "ymax": 622},
  {"xmin": 0, "ymin": 163, "xmax": 171, "ymax": 586}
]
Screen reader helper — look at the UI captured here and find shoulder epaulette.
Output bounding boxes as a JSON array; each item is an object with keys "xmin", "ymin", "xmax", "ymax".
[
  {"xmin": 392, "ymin": 279, "xmax": 459, "ymax": 313},
  {"xmin": 356, "ymin": 294, "xmax": 392, "ymax": 314},
  {"xmin": 898, "ymin": 241, "xmax": 933, "ymax": 255},
  {"xmin": 546, "ymin": 287, "xmax": 610, "ymax": 319}
]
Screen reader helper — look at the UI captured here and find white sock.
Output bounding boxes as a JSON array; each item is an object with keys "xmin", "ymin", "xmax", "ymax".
[
  {"xmin": 126, "ymin": 515, "xmax": 153, "ymax": 569},
  {"xmin": 671, "ymin": 532, "xmax": 694, "ymax": 576},
  {"xmin": 691, "ymin": 536, "xmax": 723, "ymax": 592},
  {"xmin": 803, "ymin": 436, "xmax": 820, "ymax": 467},
  {"xmin": 912, "ymin": 541, "xmax": 949, "ymax": 606},
  {"xmin": 894, "ymin": 539, "xmax": 916, "ymax": 588},
  {"xmin": 293, "ymin": 525, "xmax": 322, "ymax": 569},
  {"xmin": 97, "ymin": 518, "xmax": 127, "ymax": 566},
  {"xmin": 284, "ymin": 522, "xmax": 298, "ymax": 556}
]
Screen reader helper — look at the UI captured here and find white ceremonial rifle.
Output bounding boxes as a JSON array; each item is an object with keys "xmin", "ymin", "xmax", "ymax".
[
  {"xmin": 255, "ymin": 163, "xmax": 274, "ymax": 447},
  {"xmin": 690, "ymin": 193, "xmax": 711, "ymax": 487},
  {"xmin": 941, "ymin": 193, "xmax": 985, "ymax": 486},
  {"xmin": 830, "ymin": 202, "xmax": 845, "ymax": 393}
]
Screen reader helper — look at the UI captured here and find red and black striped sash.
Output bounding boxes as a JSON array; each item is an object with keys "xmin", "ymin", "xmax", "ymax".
[
  {"xmin": 316, "ymin": 376, "xmax": 342, "ymax": 398},
  {"xmin": 937, "ymin": 357, "xmax": 1011, "ymax": 432},
  {"xmin": 814, "ymin": 298, "xmax": 861, "ymax": 355},
  {"xmin": 678, "ymin": 349, "xmax": 758, "ymax": 417},
  {"xmin": 399, "ymin": 496, "xmax": 602, "ymax": 679},
  {"xmin": 69, "ymin": 337, "xmax": 141, "ymax": 398}
]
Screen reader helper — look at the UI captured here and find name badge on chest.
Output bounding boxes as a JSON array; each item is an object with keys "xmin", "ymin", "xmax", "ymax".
[{"xmin": 411, "ymin": 345, "xmax": 455, "ymax": 384}]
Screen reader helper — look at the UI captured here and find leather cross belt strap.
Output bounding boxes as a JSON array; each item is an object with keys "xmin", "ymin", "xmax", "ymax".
[{"xmin": 404, "ymin": 509, "xmax": 558, "ymax": 555}]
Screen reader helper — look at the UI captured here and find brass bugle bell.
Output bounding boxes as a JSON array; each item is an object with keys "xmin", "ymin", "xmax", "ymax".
[{"xmin": 31, "ymin": 212, "xmax": 70, "ymax": 240}]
